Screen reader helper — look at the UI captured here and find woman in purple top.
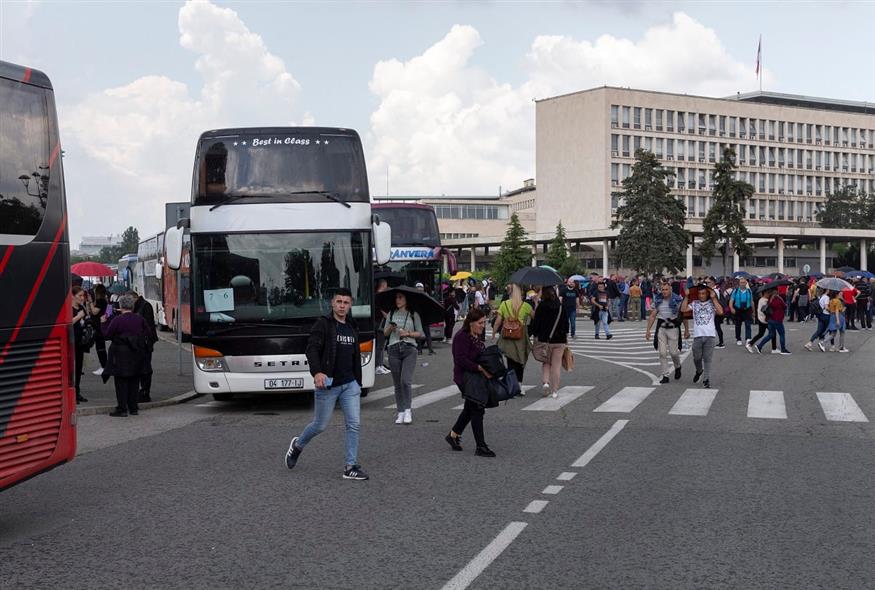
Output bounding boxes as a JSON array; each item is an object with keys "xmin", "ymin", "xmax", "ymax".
[
  {"xmin": 445, "ymin": 308, "xmax": 496, "ymax": 457},
  {"xmin": 101, "ymin": 293, "xmax": 151, "ymax": 417}
]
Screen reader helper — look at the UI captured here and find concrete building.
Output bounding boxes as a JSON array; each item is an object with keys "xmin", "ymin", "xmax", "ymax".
[
  {"xmin": 441, "ymin": 87, "xmax": 875, "ymax": 275},
  {"xmin": 77, "ymin": 235, "xmax": 122, "ymax": 257},
  {"xmin": 373, "ymin": 179, "xmax": 537, "ymax": 240}
]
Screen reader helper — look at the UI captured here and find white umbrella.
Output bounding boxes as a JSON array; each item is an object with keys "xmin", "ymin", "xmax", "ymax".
[{"xmin": 816, "ymin": 277, "xmax": 853, "ymax": 291}]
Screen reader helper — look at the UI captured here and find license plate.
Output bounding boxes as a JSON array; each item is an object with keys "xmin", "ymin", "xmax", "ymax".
[{"xmin": 264, "ymin": 378, "xmax": 304, "ymax": 390}]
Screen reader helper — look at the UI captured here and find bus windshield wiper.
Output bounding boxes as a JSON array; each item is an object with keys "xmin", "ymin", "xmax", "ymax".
[
  {"xmin": 209, "ymin": 195, "xmax": 249, "ymax": 211},
  {"xmin": 286, "ymin": 190, "xmax": 351, "ymax": 208}
]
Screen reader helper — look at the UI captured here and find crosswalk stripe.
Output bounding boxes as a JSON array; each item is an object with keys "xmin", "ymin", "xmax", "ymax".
[
  {"xmin": 363, "ymin": 384, "xmax": 423, "ymax": 403},
  {"xmin": 386, "ymin": 385, "xmax": 459, "ymax": 410},
  {"xmin": 452, "ymin": 385, "xmax": 535, "ymax": 410},
  {"xmin": 816, "ymin": 392, "xmax": 869, "ymax": 422},
  {"xmin": 521, "ymin": 386, "xmax": 593, "ymax": 412},
  {"xmin": 594, "ymin": 386, "xmax": 655, "ymax": 413},
  {"xmin": 669, "ymin": 388, "xmax": 718, "ymax": 416},
  {"xmin": 747, "ymin": 390, "xmax": 787, "ymax": 419}
]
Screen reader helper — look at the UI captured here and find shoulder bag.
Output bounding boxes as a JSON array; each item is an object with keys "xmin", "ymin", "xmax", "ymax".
[
  {"xmin": 532, "ymin": 308, "xmax": 561, "ymax": 363},
  {"xmin": 500, "ymin": 301, "xmax": 524, "ymax": 340}
]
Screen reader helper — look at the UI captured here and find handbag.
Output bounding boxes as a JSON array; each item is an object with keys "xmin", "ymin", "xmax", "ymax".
[
  {"xmin": 490, "ymin": 370, "xmax": 522, "ymax": 403},
  {"xmin": 500, "ymin": 302, "xmax": 524, "ymax": 340},
  {"xmin": 561, "ymin": 346, "xmax": 574, "ymax": 371},
  {"xmin": 532, "ymin": 308, "xmax": 562, "ymax": 363}
]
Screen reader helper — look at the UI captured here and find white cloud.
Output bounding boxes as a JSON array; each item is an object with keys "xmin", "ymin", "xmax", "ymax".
[
  {"xmin": 367, "ymin": 12, "xmax": 769, "ymax": 196},
  {"xmin": 62, "ymin": 0, "xmax": 302, "ymax": 245}
]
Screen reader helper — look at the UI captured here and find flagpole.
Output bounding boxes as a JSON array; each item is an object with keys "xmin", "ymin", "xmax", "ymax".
[{"xmin": 759, "ymin": 36, "xmax": 763, "ymax": 92}]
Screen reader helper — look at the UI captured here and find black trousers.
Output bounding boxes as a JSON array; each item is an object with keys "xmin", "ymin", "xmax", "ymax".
[
  {"xmin": 139, "ymin": 348, "xmax": 153, "ymax": 394},
  {"xmin": 506, "ymin": 357, "xmax": 525, "ymax": 383},
  {"xmin": 93, "ymin": 333, "xmax": 107, "ymax": 368},
  {"xmin": 74, "ymin": 347, "xmax": 85, "ymax": 396},
  {"xmin": 114, "ymin": 376, "xmax": 139, "ymax": 413},
  {"xmin": 752, "ymin": 321, "xmax": 777, "ymax": 350},
  {"xmin": 713, "ymin": 317, "xmax": 724, "ymax": 346},
  {"xmin": 452, "ymin": 400, "xmax": 486, "ymax": 447},
  {"xmin": 845, "ymin": 302, "xmax": 857, "ymax": 328},
  {"xmin": 858, "ymin": 300, "xmax": 872, "ymax": 328}
]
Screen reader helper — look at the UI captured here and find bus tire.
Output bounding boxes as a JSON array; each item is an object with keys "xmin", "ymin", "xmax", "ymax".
[
  {"xmin": 360, "ymin": 388, "xmax": 369, "ymax": 398},
  {"xmin": 212, "ymin": 393, "xmax": 234, "ymax": 402}
]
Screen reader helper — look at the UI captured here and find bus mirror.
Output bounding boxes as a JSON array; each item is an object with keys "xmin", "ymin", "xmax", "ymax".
[
  {"xmin": 165, "ymin": 226, "xmax": 184, "ymax": 270},
  {"xmin": 155, "ymin": 263, "xmax": 163, "ymax": 279},
  {"xmin": 373, "ymin": 221, "xmax": 391, "ymax": 265}
]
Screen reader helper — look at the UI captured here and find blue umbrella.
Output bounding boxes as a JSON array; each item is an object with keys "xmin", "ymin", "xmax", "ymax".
[
  {"xmin": 805, "ymin": 271, "xmax": 824, "ymax": 279},
  {"xmin": 845, "ymin": 270, "xmax": 875, "ymax": 279},
  {"xmin": 732, "ymin": 271, "xmax": 753, "ymax": 279},
  {"xmin": 569, "ymin": 274, "xmax": 587, "ymax": 283}
]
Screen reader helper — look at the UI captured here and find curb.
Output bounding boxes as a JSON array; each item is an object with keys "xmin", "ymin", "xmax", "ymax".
[{"xmin": 75, "ymin": 390, "xmax": 201, "ymax": 417}]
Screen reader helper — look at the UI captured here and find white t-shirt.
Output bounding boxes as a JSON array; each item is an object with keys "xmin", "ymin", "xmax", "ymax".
[
  {"xmin": 474, "ymin": 291, "xmax": 485, "ymax": 306},
  {"xmin": 690, "ymin": 300, "xmax": 718, "ymax": 338},
  {"xmin": 818, "ymin": 294, "xmax": 830, "ymax": 314}
]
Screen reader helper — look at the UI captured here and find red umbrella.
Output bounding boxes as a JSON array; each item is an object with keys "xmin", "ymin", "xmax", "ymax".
[{"xmin": 72, "ymin": 261, "xmax": 115, "ymax": 277}]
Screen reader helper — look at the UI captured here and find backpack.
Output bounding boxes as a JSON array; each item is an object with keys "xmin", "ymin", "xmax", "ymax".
[
  {"xmin": 499, "ymin": 301, "xmax": 524, "ymax": 340},
  {"xmin": 77, "ymin": 322, "xmax": 95, "ymax": 349}
]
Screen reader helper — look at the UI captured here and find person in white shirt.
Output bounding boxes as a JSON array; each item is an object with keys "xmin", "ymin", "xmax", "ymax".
[
  {"xmin": 804, "ymin": 290, "xmax": 833, "ymax": 352},
  {"xmin": 681, "ymin": 284, "xmax": 723, "ymax": 389}
]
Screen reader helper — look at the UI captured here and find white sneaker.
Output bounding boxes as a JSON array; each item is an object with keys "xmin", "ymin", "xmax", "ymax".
[
  {"xmin": 551, "ymin": 390, "xmax": 558, "ymax": 399},
  {"xmin": 542, "ymin": 383, "xmax": 550, "ymax": 397},
  {"xmin": 403, "ymin": 409, "xmax": 412, "ymax": 424},
  {"xmin": 736, "ymin": 340, "xmax": 742, "ymax": 346},
  {"xmin": 92, "ymin": 368, "xmax": 104, "ymax": 376},
  {"xmin": 804, "ymin": 342, "xmax": 813, "ymax": 351},
  {"xmin": 770, "ymin": 349, "xmax": 781, "ymax": 355},
  {"xmin": 838, "ymin": 347, "xmax": 850, "ymax": 353},
  {"xmin": 375, "ymin": 366, "xmax": 390, "ymax": 375},
  {"xmin": 829, "ymin": 345, "xmax": 837, "ymax": 352},
  {"xmin": 395, "ymin": 412, "xmax": 404, "ymax": 425}
]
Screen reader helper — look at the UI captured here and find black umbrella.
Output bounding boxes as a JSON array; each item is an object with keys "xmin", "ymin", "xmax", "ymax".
[
  {"xmin": 835, "ymin": 266, "xmax": 856, "ymax": 274},
  {"xmin": 107, "ymin": 282, "xmax": 128, "ymax": 295},
  {"xmin": 375, "ymin": 285, "xmax": 446, "ymax": 326},
  {"xmin": 71, "ymin": 273, "xmax": 83, "ymax": 287},
  {"xmin": 755, "ymin": 279, "xmax": 793, "ymax": 295},
  {"xmin": 765, "ymin": 272, "xmax": 787, "ymax": 280},
  {"xmin": 508, "ymin": 266, "xmax": 563, "ymax": 287},
  {"xmin": 374, "ymin": 270, "xmax": 405, "ymax": 288}
]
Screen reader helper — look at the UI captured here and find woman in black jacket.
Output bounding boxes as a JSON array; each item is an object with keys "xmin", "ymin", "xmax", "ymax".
[
  {"xmin": 102, "ymin": 294, "xmax": 151, "ymax": 417},
  {"xmin": 71, "ymin": 286, "xmax": 93, "ymax": 403},
  {"xmin": 530, "ymin": 286, "xmax": 568, "ymax": 398}
]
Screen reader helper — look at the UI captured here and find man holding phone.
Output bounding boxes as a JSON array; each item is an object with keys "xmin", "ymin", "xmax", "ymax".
[{"xmin": 284, "ymin": 289, "xmax": 368, "ymax": 480}]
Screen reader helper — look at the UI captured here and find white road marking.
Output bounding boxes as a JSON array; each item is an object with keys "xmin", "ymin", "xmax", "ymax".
[
  {"xmin": 362, "ymin": 384, "xmax": 422, "ymax": 404},
  {"xmin": 386, "ymin": 385, "xmax": 459, "ymax": 410},
  {"xmin": 451, "ymin": 385, "xmax": 535, "ymax": 410},
  {"xmin": 571, "ymin": 419, "xmax": 629, "ymax": 468},
  {"xmin": 593, "ymin": 386, "xmax": 655, "ymax": 413},
  {"xmin": 669, "ymin": 388, "xmax": 718, "ymax": 416},
  {"xmin": 557, "ymin": 472, "xmax": 577, "ymax": 481},
  {"xmin": 747, "ymin": 390, "xmax": 787, "ymax": 419},
  {"xmin": 542, "ymin": 485, "xmax": 563, "ymax": 495},
  {"xmin": 816, "ymin": 392, "xmax": 869, "ymax": 422},
  {"xmin": 521, "ymin": 386, "xmax": 593, "ymax": 412},
  {"xmin": 440, "ymin": 521, "xmax": 528, "ymax": 590},
  {"xmin": 523, "ymin": 500, "xmax": 549, "ymax": 514}
]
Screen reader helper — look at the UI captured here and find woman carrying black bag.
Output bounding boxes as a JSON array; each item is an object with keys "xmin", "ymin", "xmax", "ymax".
[
  {"xmin": 101, "ymin": 293, "xmax": 151, "ymax": 417},
  {"xmin": 71, "ymin": 286, "xmax": 94, "ymax": 404},
  {"xmin": 445, "ymin": 308, "xmax": 496, "ymax": 457}
]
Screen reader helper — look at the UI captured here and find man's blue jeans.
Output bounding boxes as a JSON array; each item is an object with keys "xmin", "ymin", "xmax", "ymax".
[
  {"xmin": 758, "ymin": 320, "xmax": 786, "ymax": 351},
  {"xmin": 566, "ymin": 307, "xmax": 577, "ymax": 337},
  {"xmin": 298, "ymin": 380, "xmax": 361, "ymax": 466},
  {"xmin": 595, "ymin": 310, "xmax": 611, "ymax": 337}
]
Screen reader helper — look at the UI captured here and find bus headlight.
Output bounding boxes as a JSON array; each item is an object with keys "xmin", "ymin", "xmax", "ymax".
[
  {"xmin": 359, "ymin": 340, "xmax": 373, "ymax": 366},
  {"xmin": 194, "ymin": 345, "xmax": 227, "ymax": 372}
]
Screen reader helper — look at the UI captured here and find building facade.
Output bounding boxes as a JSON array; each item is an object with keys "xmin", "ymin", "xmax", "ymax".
[
  {"xmin": 77, "ymin": 235, "xmax": 122, "ymax": 256},
  {"xmin": 536, "ymin": 87, "xmax": 875, "ymax": 235}
]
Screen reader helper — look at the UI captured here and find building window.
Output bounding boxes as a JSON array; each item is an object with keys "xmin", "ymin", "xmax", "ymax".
[
  {"xmin": 622, "ymin": 106, "xmax": 630, "ymax": 128},
  {"xmin": 633, "ymin": 107, "xmax": 641, "ymax": 129},
  {"xmin": 610, "ymin": 105, "xmax": 619, "ymax": 127}
]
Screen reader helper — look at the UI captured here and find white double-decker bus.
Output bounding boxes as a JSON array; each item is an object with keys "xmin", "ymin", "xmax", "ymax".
[
  {"xmin": 165, "ymin": 127, "xmax": 390, "ymax": 400},
  {"xmin": 135, "ymin": 232, "xmax": 165, "ymax": 326}
]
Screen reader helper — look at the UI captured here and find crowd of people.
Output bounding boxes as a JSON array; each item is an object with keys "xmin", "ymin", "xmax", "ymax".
[{"xmin": 71, "ymin": 282, "xmax": 157, "ymax": 415}]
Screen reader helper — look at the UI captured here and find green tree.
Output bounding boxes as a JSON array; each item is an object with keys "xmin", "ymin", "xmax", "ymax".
[
  {"xmin": 612, "ymin": 149, "xmax": 689, "ymax": 275},
  {"xmin": 699, "ymin": 147, "xmax": 754, "ymax": 277},
  {"xmin": 545, "ymin": 221, "xmax": 569, "ymax": 270},
  {"xmin": 492, "ymin": 212, "xmax": 531, "ymax": 286},
  {"xmin": 818, "ymin": 185, "xmax": 868, "ymax": 228},
  {"xmin": 558, "ymin": 256, "xmax": 581, "ymax": 279}
]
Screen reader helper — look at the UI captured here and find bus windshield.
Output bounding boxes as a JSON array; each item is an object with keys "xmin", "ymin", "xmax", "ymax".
[
  {"xmin": 373, "ymin": 206, "xmax": 440, "ymax": 247},
  {"xmin": 194, "ymin": 132, "xmax": 368, "ymax": 206},
  {"xmin": 191, "ymin": 231, "xmax": 372, "ymax": 331}
]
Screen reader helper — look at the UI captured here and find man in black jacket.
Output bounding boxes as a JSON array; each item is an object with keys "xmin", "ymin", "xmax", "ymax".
[
  {"xmin": 285, "ymin": 289, "xmax": 368, "ymax": 480},
  {"xmin": 131, "ymin": 291, "xmax": 158, "ymax": 402}
]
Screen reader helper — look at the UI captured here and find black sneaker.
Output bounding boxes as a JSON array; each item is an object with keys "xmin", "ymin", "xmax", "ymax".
[
  {"xmin": 285, "ymin": 436, "xmax": 302, "ymax": 470},
  {"xmin": 475, "ymin": 446, "xmax": 496, "ymax": 457},
  {"xmin": 109, "ymin": 409, "xmax": 128, "ymax": 417},
  {"xmin": 129, "ymin": 410, "xmax": 139, "ymax": 416},
  {"xmin": 606, "ymin": 334, "xmax": 613, "ymax": 340},
  {"xmin": 778, "ymin": 349, "xmax": 792, "ymax": 356},
  {"xmin": 445, "ymin": 433, "xmax": 463, "ymax": 451},
  {"xmin": 594, "ymin": 334, "xmax": 600, "ymax": 339},
  {"xmin": 659, "ymin": 376, "xmax": 670, "ymax": 384},
  {"xmin": 703, "ymin": 380, "xmax": 711, "ymax": 389},
  {"xmin": 715, "ymin": 343, "xmax": 725, "ymax": 349},
  {"xmin": 674, "ymin": 367, "xmax": 682, "ymax": 380},
  {"xmin": 693, "ymin": 371, "xmax": 702, "ymax": 383},
  {"xmin": 343, "ymin": 465, "xmax": 369, "ymax": 480}
]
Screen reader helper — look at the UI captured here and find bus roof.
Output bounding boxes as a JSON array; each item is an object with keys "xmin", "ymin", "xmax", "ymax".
[
  {"xmin": 198, "ymin": 127, "xmax": 361, "ymax": 140},
  {"xmin": 0, "ymin": 60, "xmax": 53, "ymax": 89},
  {"xmin": 372, "ymin": 203, "xmax": 435, "ymax": 211}
]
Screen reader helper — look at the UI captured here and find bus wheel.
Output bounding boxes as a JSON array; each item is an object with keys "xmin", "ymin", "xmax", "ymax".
[
  {"xmin": 360, "ymin": 388, "xmax": 369, "ymax": 398},
  {"xmin": 212, "ymin": 393, "xmax": 234, "ymax": 402}
]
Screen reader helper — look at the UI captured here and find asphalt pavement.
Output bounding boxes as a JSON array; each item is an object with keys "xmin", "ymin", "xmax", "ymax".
[{"xmin": 2, "ymin": 318, "xmax": 873, "ymax": 589}]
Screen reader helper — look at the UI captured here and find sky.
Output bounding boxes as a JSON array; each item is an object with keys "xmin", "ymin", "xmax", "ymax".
[{"xmin": 2, "ymin": 0, "xmax": 874, "ymax": 249}]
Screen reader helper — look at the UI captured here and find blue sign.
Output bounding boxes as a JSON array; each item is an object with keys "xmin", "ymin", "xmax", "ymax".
[{"xmin": 389, "ymin": 247, "xmax": 440, "ymax": 262}]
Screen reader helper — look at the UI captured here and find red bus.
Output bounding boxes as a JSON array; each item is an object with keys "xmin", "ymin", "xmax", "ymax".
[{"xmin": 0, "ymin": 61, "xmax": 76, "ymax": 491}]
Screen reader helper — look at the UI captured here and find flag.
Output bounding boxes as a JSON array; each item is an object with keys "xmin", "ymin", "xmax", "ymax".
[{"xmin": 755, "ymin": 36, "xmax": 761, "ymax": 75}]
